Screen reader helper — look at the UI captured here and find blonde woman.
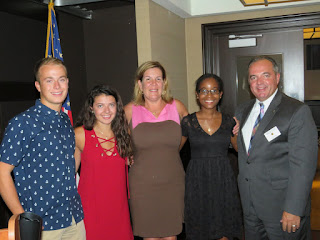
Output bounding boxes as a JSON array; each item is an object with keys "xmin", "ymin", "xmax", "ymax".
[{"xmin": 124, "ymin": 61, "xmax": 188, "ymax": 240}]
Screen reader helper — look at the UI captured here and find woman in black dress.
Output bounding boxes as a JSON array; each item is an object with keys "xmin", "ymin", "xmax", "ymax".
[{"xmin": 180, "ymin": 74, "xmax": 242, "ymax": 240}]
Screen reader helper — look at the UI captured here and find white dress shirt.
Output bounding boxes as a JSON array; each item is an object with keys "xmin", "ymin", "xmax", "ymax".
[{"xmin": 242, "ymin": 89, "xmax": 278, "ymax": 153}]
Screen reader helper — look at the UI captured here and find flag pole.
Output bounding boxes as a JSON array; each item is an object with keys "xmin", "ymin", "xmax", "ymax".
[
  {"xmin": 44, "ymin": 0, "xmax": 74, "ymax": 125},
  {"xmin": 45, "ymin": 1, "xmax": 53, "ymax": 57}
]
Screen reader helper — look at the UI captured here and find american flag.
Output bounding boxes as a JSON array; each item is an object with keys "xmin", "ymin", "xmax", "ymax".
[{"xmin": 45, "ymin": 1, "xmax": 73, "ymax": 125}]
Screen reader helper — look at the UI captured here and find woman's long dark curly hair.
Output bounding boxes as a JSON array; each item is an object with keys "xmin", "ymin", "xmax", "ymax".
[{"xmin": 75, "ymin": 85, "xmax": 132, "ymax": 158}]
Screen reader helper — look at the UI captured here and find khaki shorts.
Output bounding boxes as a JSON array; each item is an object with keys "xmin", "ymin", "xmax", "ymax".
[{"xmin": 41, "ymin": 217, "xmax": 86, "ymax": 240}]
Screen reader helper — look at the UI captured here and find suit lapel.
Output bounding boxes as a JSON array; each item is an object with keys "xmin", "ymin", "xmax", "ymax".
[{"xmin": 240, "ymin": 100, "xmax": 255, "ymax": 155}]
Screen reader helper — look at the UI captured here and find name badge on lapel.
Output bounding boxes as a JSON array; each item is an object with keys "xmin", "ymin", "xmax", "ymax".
[{"xmin": 264, "ymin": 126, "xmax": 281, "ymax": 142}]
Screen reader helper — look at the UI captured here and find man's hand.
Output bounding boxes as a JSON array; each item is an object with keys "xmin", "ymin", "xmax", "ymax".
[
  {"xmin": 280, "ymin": 211, "xmax": 300, "ymax": 233},
  {"xmin": 0, "ymin": 162, "xmax": 24, "ymax": 214}
]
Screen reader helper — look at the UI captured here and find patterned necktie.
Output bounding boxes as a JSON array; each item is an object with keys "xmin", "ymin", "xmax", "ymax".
[{"xmin": 248, "ymin": 103, "xmax": 264, "ymax": 154}]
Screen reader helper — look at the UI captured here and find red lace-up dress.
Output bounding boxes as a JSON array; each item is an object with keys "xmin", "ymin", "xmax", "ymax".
[{"xmin": 78, "ymin": 128, "xmax": 133, "ymax": 240}]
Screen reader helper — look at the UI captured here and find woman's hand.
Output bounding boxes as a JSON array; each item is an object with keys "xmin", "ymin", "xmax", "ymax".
[
  {"xmin": 127, "ymin": 156, "xmax": 134, "ymax": 166},
  {"xmin": 232, "ymin": 117, "xmax": 240, "ymax": 136}
]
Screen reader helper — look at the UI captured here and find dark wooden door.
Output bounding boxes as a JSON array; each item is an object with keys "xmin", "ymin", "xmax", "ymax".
[
  {"xmin": 215, "ymin": 30, "xmax": 303, "ymax": 115},
  {"xmin": 202, "ymin": 12, "xmax": 320, "ymax": 115}
]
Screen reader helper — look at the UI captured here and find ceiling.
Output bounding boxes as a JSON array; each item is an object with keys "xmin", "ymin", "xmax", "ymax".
[
  {"xmin": 153, "ymin": 0, "xmax": 320, "ymax": 18},
  {"xmin": 0, "ymin": 0, "xmax": 134, "ymax": 21},
  {"xmin": 1, "ymin": 0, "xmax": 320, "ymax": 22}
]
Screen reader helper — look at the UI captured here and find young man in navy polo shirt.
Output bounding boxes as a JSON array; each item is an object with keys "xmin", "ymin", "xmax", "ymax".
[{"xmin": 0, "ymin": 57, "xmax": 86, "ymax": 240}]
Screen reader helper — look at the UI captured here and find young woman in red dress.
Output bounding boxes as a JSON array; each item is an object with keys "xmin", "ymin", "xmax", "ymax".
[{"xmin": 74, "ymin": 85, "xmax": 133, "ymax": 240}]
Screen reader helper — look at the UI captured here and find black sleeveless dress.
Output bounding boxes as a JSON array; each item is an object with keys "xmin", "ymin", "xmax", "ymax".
[{"xmin": 181, "ymin": 113, "xmax": 242, "ymax": 240}]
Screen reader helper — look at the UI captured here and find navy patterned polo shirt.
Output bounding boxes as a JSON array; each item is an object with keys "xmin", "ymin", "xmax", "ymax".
[{"xmin": 0, "ymin": 99, "xmax": 84, "ymax": 230}]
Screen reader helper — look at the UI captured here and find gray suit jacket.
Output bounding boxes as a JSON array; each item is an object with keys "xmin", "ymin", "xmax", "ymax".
[{"xmin": 236, "ymin": 91, "xmax": 318, "ymax": 221}]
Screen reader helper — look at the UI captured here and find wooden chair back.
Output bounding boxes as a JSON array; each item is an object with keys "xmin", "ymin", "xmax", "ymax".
[
  {"xmin": 0, "ymin": 214, "xmax": 20, "ymax": 240},
  {"xmin": 8, "ymin": 214, "xmax": 20, "ymax": 240},
  {"xmin": 0, "ymin": 229, "xmax": 8, "ymax": 240}
]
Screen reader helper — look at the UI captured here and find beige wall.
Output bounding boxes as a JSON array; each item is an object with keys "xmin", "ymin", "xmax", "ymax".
[
  {"xmin": 136, "ymin": 1, "xmax": 320, "ymax": 113},
  {"xmin": 135, "ymin": 0, "xmax": 188, "ymax": 106}
]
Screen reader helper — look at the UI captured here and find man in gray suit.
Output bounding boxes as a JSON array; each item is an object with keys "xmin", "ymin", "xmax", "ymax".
[{"xmin": 236, "ymin": 55, "xmax": 318, "ymax": 239}]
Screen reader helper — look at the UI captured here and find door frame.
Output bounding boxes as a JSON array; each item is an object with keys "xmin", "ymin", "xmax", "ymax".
[{"xmin": 202, "ymin": 12, "xmax": 320, "ymax": 73}]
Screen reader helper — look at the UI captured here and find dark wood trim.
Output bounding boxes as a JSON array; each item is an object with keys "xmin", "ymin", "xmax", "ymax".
[{"xmin": 202, "ymin": 12, "xmax": 320, "ymax": 73}]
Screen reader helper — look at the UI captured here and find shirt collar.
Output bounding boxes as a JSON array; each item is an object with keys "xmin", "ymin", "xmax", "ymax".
[
  {"xmin": 255, "ymin": 88, "xmax": 278, "ymax": 112},
  {"xmin": 35, "ymin": 99, "xmax": 62, "ymax": 117}
]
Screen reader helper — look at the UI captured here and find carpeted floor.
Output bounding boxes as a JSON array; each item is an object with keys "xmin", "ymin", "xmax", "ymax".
[{"xmin": 134, "ymin": 229, "xmax": 320, "ymax": 240}]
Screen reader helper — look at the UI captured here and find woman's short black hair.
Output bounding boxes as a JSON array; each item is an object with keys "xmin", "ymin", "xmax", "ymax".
[{"xmin": 195, "ymin": 73, "xmax": 224, "ymax": 93}]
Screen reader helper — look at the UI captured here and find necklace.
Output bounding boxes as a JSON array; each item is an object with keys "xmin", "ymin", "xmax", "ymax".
[
  {"xmin": 95, "ymin": 127, "xmax": 112, "ymax": 140},
  {"xmin": 146, "ymin": 101, "xmax": 164, "ymax": 117},
  {"xmin": 146, "ymin": 108, "xmax": 161, "ymax": 117},
  {"xmin": 152, "ymin": 110, "xmax": 160, "ymax": 116},
  {"xmin": 204, "ymin": 119, "xmax": 213, "ymax": 133}
]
